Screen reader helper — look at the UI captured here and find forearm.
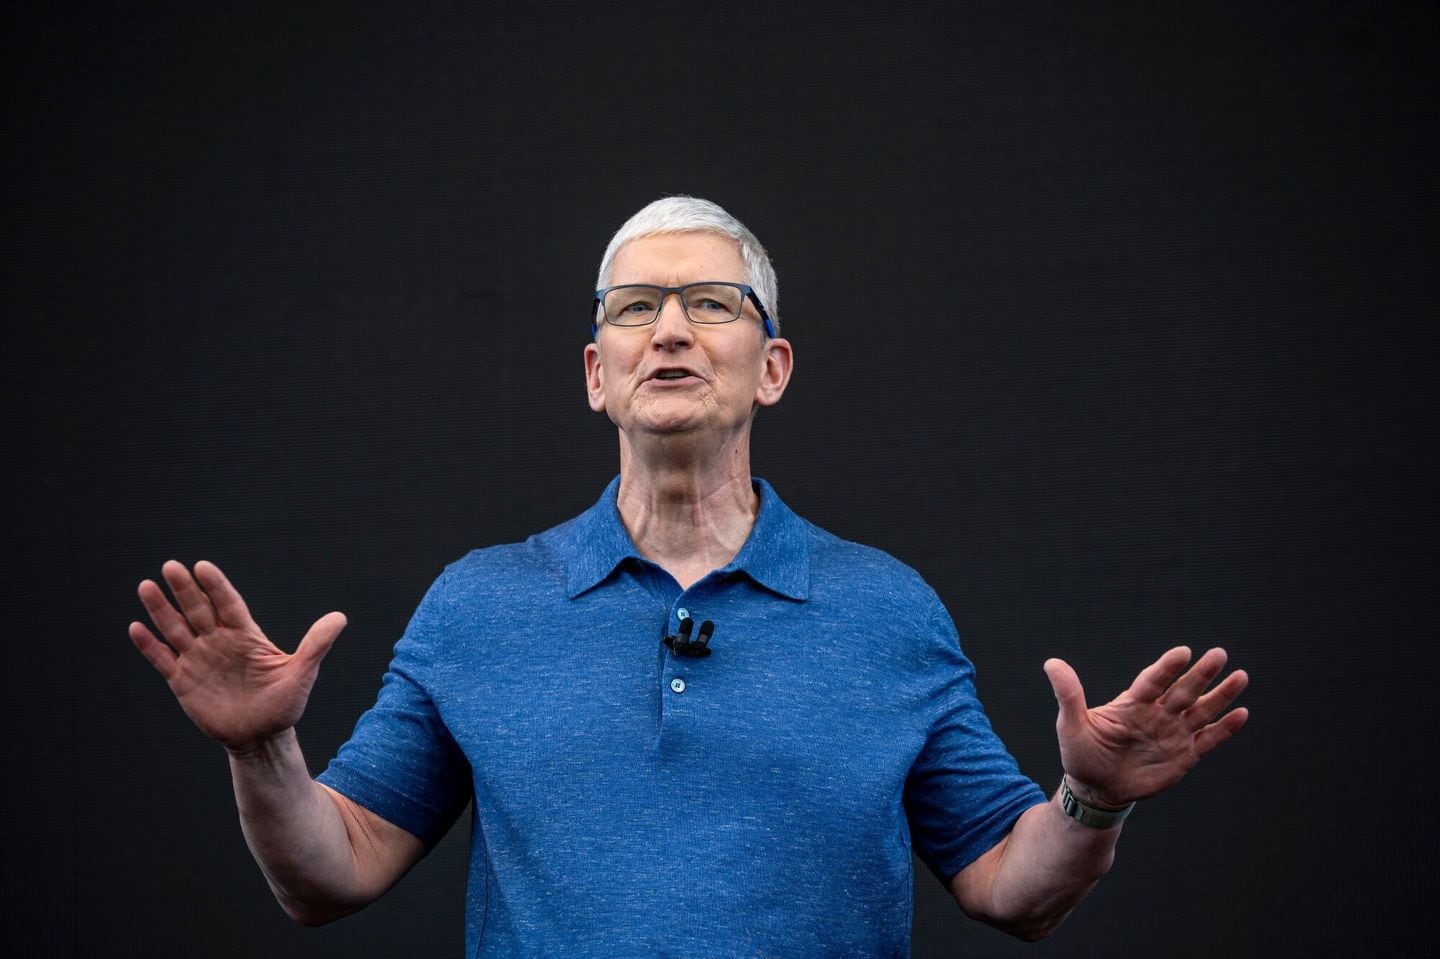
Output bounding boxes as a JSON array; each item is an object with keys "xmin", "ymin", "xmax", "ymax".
[
  {"xmin": 227, "ymin": 729, "xmax": 374, "ymax": 925},
  {"xmin": 953, "ymin": 644, "xmax": 1248, "ymax": 940},
  {"xmin": 956, "ymin": 789, "xmax": 1122, "ymax": 941}
]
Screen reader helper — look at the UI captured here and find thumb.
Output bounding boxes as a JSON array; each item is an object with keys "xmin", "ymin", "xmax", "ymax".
[
  {"xmin": 1043, "ymin": 657, "xmax": 1088, "ymax": 734},
  {"xmin": 295, "ymin": 611, "xmax": 347, "ymax": 669}
]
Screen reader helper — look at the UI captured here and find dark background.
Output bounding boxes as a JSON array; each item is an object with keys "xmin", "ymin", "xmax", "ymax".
[{"xmin": 3, "ymin": 2, "xmax": 1435, "ymax": 956}]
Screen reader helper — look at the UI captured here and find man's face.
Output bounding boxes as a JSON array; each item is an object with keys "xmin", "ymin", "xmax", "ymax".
[{"xmin": 584, "ymin": 232, "xmax": 792, "ymax": 441}]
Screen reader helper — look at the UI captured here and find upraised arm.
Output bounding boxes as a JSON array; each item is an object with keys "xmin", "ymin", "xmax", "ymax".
[
  {"xmin": 950, "ymin": 646, "xmax": 1249, "ymax": 940},
  {"xmin": 130, "ymin": 560, "xmax": 423, "ymax": 923}
]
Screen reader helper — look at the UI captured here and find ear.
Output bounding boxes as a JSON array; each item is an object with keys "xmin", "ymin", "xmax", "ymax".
[
  {"xmin": 754, "ymin": 336, "xmax": 794, "ymax": 408},
  {"xmin": 584, "ymin": 341, "xmax": 606, "ymax": 412}
]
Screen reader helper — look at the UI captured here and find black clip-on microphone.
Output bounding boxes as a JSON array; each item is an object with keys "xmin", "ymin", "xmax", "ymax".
[{"xmin": 664, "ymin": 617, "xmax": 715, "ymax": 658}]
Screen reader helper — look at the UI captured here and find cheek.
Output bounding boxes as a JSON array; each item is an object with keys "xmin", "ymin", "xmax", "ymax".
[{"xmin": 597, "ymin": 353, "xmax": 635, "ymax": 396}]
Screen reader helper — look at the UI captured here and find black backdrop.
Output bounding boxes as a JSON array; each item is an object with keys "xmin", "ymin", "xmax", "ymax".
[{"xmin": 3, "ymin": 2, "xmax": 1435, "ymax": 956}]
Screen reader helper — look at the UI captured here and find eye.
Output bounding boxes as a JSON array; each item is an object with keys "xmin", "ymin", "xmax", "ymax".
[
  {"xmin": 684, "ymin": 284, "xmax": 743, "ymax": 319},
  {"xmin": 604, "ymin": 288, "xmax": 659, "ymax": 319}
]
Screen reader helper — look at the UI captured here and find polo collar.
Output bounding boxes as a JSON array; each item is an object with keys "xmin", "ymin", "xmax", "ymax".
[
  {"xmin": 564, "ymin": 475, "xmax": 636, "ymax": 598},
  {"xmin": 565, "ymin": 476, "xmax": 811, "ymax": 601}
]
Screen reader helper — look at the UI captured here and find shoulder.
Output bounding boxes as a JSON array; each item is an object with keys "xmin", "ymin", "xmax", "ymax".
[
  {"xmin": 393, "ymin": 515, "xmax": 583, "ymax": 659},
  {"xmin": 436, "ymin": 514, "xmax": 578, "ymax": 603},
  {"xmin": 772, "ymin": 516, "xmax": 974, "ymax": 682},
  {"xmin": 800, "ymin": 519, "xmax": 947, "ymax": 629},
  {"xmin": 804, "ymin": 520, "xmax": 936, "ymax": 593}
]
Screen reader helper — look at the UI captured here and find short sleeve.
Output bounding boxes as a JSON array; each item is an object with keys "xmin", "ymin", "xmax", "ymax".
[
  {"xmin": 317, "ymin": 570, "xmax": 473, "ymax": 849},
  {"xmin": 903, "ymin": 604, "xmax": 1047, "ymax": 883}
]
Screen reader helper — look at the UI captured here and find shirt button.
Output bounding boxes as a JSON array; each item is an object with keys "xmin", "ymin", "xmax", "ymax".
[
  {"xmin": 670, "ymin": 677, "xmax": 686, "ymax": 694},
  {"xmin": 677, "ymin": 608, "xmax": 690, "ymax": 620}
]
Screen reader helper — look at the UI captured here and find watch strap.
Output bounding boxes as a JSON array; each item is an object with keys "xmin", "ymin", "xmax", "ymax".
[{"xmin": 1060, "ymin": 775, "xmax": 1135, "ymax": 829}]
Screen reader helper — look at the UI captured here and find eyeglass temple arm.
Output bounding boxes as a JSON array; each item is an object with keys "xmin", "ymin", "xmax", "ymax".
[{"xmin": 746, "ymin": 290, "xmax": 777, "ymax": 339}]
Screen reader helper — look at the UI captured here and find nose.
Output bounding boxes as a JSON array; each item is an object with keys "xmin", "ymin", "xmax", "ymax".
[{"xmin": 649, "ymin": 290, "xmax": 694, "ymax": 349}]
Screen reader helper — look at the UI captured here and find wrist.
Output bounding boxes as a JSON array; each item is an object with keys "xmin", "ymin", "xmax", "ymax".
[
  {"xmin": 1059, "ymin": 774, "xmax": 1135, "ymax": 829},
  {"xmin": 1061, "ymin": 773, "xmax": 1131, "ymax": 811},
  {"xmin": 225, "ymin": 728, "xmax": 299, "ymax": 765}
]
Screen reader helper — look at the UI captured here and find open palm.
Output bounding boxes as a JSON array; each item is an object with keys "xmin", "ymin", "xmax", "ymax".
[
  {"xmin": 1044, "ymin": 646, "xmax": 1249, "ymax": 808},
  {"xmin": 129, "ymin": 560, "xmax": 346, "ymax": 753}
]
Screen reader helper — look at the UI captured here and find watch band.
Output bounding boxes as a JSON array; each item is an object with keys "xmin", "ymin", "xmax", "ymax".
[{"xmin": 1060, "ymin": 775, "xmax": 1135, "ymax": 829}]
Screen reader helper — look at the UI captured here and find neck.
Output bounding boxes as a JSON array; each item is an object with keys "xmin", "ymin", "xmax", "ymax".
[{"xmin": 616, "ymin": 427, "xmax": 758, "ymax": 589}]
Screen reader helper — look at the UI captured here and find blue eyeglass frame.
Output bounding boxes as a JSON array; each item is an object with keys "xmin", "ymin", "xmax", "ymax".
[{"xmin": 590, "ymin": 282, "xmax": 777, "ymax": 340}]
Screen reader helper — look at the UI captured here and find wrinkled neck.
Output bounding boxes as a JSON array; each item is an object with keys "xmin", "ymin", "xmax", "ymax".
[{"xmin": 616, "ymin": 431, "xmax": 757, "ymax": 587}]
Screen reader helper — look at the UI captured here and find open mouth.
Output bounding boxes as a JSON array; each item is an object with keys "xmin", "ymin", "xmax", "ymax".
[{"xmin": 652, "ymin": 370, "xmax": 696, "ymax": 382}]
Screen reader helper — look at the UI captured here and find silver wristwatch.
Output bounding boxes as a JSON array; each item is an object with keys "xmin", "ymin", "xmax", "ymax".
[{"xmin": 1060, "ymin": 775, "xmax": 1135, "ymax": 829}]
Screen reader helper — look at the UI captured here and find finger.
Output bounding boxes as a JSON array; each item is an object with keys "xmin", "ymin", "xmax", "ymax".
[
  {"xmin": 129, "ymin": 621, "xmax": 178, "ymax": 680},
  {"xmin": 1043, "ymin": 658, "xmax": 1088, "ymax": 735},
  {"xmin": 1160, "ymin": 647, "xmax": 1229, "ymax": 713},
  {"xmin": 1124, "ymin": 646, "xmax": 1193, "ymax": 702},
  {"xmin": 295, "ymin": 612, "xmax": 347, "ymax": 670},
  {"xmin": 193, "ymin": 561, "xmax": 256, "ymax": 630},
  {"xmin": 1194, "ymin": 706, "xmax": 1249, "ymax": 756},
  {"xmin": 161, "ymin": 560, "xmax": 217, "ymax": 633},
  {"xmin": 1183, "ymin": 669, "xmax": 1249, "ymax": 730},
  {"xmin": 137, "ymin": 578, "xmax": 196, "ymax": 652}
]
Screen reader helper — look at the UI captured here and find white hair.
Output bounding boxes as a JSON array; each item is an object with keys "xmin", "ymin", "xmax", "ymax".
[{"xmin": 595, "ymin": 196, "xmax": 780, "ymax": 333}]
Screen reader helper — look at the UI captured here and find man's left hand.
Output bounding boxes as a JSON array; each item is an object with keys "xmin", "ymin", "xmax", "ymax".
[{"xmin": 1043, "ymin": 647, "xmax": 1249, "ymax": 809}]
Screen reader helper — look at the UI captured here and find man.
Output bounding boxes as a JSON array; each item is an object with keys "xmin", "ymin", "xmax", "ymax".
[{"xmin": 130, "ymin": 197, "xmax": 1249, "ymax": 956}]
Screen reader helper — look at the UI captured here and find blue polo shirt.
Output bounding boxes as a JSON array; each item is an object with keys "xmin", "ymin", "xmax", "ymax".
[{"xmin": 319, "ymin": 477, "xmax": 1045, "ymax": 957}]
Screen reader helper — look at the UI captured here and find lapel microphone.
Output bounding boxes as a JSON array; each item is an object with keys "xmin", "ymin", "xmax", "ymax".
[{"xmin": 664, "ymin": 617, "xmax": 715, "ymax": 658}]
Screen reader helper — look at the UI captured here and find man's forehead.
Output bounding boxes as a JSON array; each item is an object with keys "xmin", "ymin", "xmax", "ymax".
[{"xmin": 609, "ymin": 231, "xmax": 746, "ymax": 283}]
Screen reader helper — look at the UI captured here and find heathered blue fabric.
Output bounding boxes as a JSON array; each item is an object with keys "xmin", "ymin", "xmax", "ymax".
[{"xmin": 318, "ymin": 477, "xmax": 1046, "ymax": 958}]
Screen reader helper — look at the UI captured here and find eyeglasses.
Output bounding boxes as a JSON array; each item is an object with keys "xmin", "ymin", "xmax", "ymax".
[{"xmin": 591, "ymin": 282, "xmax": 776, "ymax": 338}]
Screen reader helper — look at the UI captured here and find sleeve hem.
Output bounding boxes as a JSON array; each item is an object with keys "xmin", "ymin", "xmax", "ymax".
[
  {"xmin": 317, "ymin": 761, "xmax": 460, "ymax": 850},
  {"xmin": 924, "ymin": 788, "xmax": 1050, "ymax": 885}
]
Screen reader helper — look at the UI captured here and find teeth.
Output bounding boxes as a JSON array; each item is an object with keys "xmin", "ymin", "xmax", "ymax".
[{"xmin": 656, "ymin": 371, "xmax": 688, "ymax": 379}]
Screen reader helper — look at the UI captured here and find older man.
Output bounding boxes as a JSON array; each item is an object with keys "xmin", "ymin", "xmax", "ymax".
[{"xmin": 130, "ymin": 197, "xmax": 1248, "ymax": 956}]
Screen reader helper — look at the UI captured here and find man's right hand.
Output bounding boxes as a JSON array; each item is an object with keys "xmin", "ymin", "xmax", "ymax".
[
  {"xmin": 130, "ymin": 560, "xmax": 346, "ymax": 754},
  {"xmin": 130, "ymin": 560, "xmax": 420, "ymax": 924}
]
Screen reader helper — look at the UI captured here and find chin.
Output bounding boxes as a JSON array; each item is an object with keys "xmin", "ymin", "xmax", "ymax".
[
  {"xmin": 625, "ymin": 400, "xmax": 710, "ymax": 435},
  {"xmin": 635, "ymin": 417, "xmax": 708, "ymax": 437}
]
